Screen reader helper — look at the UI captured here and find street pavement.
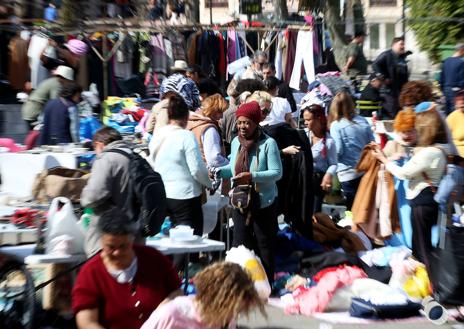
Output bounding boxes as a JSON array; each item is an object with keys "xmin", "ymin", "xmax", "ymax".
[{"xmin": 238, "ymin": 304, "xmax": 462, "ymax": 329}]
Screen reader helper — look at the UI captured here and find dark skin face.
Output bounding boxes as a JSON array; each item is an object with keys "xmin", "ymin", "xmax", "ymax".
[{"xmin": 233, "ymin": 116, "xmax": 256, "ymax": 185}]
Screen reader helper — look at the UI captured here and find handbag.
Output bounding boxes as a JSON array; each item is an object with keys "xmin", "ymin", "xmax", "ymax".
[
  {"xmin": 229, "ymin": 145, "xmax": 260, "ymax": 214},
  {"xmin": 349, "ymin": 297, "xmax": 421, "ymax": 319},
  {"xmin": 32, "ymin": 167, "xmax": 90, "ymax": 203}
]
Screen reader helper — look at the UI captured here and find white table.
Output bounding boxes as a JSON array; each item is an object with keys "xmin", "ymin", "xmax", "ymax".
[
  {"xmin": 147, "ymin": 237, "xmax": 225, "ymax": 293},
  {"xmin": 146, "ymin": 237, "xmax": 225, "ymax": 255},
  {"xmin": 0, "ymin": 244, "xmax": 86, "ymax": 264},
  {"xmin": 0, "ymin": 152, "xmax": 79, "ymax": 198}
]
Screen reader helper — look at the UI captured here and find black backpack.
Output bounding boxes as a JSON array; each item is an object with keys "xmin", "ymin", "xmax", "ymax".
[{"xmin": 106, "ymin": 148, "xmax": 167, "ymax": 237}]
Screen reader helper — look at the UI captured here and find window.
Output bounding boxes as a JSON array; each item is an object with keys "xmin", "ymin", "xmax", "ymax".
[
  {"xmin": 369, "ymin": 0, "xmax": 397, "ymax": 6},
  {"xmin": 369, "ymin": 24, "xmax": 380, "ymax": 49},
  {"xmin": 205, "ymin": 0, "xmax": 228, "ymax": 8},
  {"xmin": 386, "ymin": 23, "xmax": 395, "ymax": 46}
]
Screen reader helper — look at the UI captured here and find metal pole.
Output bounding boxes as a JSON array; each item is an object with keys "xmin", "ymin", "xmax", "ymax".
[
  {"xmin": 402, "ymin": 0, "xmax": 406, "ymax": 36},
  {"xmin": 102, "ymin": 33, "xmax": 108, "ymax": 100},
  {"xmin": 209, "ymin": 0, "xmax": 212, "ymax": 24}
]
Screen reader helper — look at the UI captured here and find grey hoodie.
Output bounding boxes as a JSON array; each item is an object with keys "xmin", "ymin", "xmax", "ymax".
[{"xmin": 80, "ymin": 140, "xmax": 137, "ymax": 256}]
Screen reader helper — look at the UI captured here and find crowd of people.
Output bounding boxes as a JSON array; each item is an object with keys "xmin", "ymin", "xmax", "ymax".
[{"xmin": 1, "ymin": 16, "xmax": 464, "ymax": 326}]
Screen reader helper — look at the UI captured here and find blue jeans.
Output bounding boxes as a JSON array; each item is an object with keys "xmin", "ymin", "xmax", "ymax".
[{"xmin": 443, "ymin": 87, "xmax": 455, "ymax": 115}]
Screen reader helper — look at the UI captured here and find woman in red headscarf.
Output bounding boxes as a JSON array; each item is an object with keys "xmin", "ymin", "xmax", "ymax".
[{"xmin": 219, "ymin": 101, "xmax": 282, "ymax": 285}]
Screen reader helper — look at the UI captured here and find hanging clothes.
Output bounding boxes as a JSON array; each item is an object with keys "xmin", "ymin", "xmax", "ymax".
[
  {"xmin": 150, "ymin": 33, "xmax": 168, "ymax": 75},
  {"xmin": 28, "ymin": 34, "xmax": 50, "ymax": 89},
  {"xmin": 274, "ymin": 32, "xmax": 284, "ymax": 80},
  {"xmin": 351, "ymin": 145, "xmax": 399, "ymax": 241},
  {"xmin": 227, "ymin": 29, "xmax": 237, "ymax": 64},
  {"xmin": 165, "ymin": 30, "xmax": 187, "ymax": 62},
  {"xmin": 284, "ymin": 30, "xmax": 297, "ymax": 83},
  {"xmin": 114, "ymin": 33, "xmax": 134, "ymax": 79},
  {"xmin": 8, "ymin": 35, "xmax": 30, "ymax": 90},
  {"xmin": 289, "ymin": 31, "xmax": 316, "ymax": 90}
]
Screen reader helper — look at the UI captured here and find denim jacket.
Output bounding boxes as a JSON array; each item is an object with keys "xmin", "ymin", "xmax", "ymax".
[{"xmin": 330, "ymin": 115, "xmax": 375, "ymax": 182}]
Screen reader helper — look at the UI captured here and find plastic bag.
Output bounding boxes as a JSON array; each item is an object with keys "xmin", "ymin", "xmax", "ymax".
[
  {"xmin": 46, "ymin": 197, "xmax": 85, "ymax": 255},
  {"xmin": 226, "ymin": 245, "xmax": 271, "ymax": 300}
]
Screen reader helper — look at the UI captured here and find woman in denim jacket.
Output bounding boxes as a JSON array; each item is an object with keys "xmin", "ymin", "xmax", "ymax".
[{"xmin": 329, "ymin": 92, "xmax": 375, "ymax": 209}]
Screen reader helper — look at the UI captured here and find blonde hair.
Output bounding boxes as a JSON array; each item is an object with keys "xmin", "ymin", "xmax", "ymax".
[
  {"xmin": 201, "ymin": 93, "xmax": 228, "ymax": 119},
  {"xmin": 329, "ymin": 91, "xmax": 355, "ymax": 122},
  {"xmin": 246, "ymin": 90, "xmax": 272, "ymax": 110},
  {"xmin": 415, "ymin": 104, "xmax": 448, "ymax": 146},
  {"xmin": 193, "ymin": 262, "xmax": 265, "ymax": 328}
]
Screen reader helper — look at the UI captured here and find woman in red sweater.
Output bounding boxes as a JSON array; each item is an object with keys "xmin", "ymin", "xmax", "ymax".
[{"xmin": 72, "ymin": 208, "xmax": 182, "ymax": 329}]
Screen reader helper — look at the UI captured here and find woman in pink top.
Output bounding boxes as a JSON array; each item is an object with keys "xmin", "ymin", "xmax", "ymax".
[{"xmin": 141, "ymin": 262, "xmax": 265, "ymax": 329}]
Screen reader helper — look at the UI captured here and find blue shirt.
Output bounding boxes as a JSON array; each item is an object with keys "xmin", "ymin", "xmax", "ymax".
[
  {"xmin": 220, "ymin": 134, "xmax": 282, "ymax": 208},
  {"xmin": 330, "ymin": 115, "xmax": 375, "ymax": 182},
  {"xmin": 305, "ymin": 130, "xmax": 337, "ymax": 175},
  {"xmin": 44, "ymin": 7, "xmax": 58, "ymax": 21},
  {"xmin": 440, "ymin": 56, "xmax": 464, "ymax": 89}
]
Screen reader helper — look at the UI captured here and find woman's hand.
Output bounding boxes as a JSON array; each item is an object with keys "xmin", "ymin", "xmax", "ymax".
[
  {"xmin": 321, "ymin": 173, "xmax": 333, "ymax": 191},
  {"xmin": 371, "ymin": 146, "xmax": 388, "ymax": 164},
  {"xmin": 282, "ymin": 145, "xmax": 301, "ymax": 155},
  {"xmin": 232, "ymin": 172, "xmax": 252, "ymax": 185}
]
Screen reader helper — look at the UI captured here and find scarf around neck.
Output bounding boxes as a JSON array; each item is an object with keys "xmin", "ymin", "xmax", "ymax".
[{"xmin": 234, "ymin": 128, "xmax": 260, "ymax": 176}]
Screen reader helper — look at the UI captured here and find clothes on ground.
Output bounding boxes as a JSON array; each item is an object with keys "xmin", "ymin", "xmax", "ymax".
[{"xmin": 72, "ymin": 245, "xmax": 181, "ymax": 329}]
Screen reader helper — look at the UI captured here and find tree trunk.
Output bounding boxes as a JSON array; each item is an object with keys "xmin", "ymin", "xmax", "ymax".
[
  {"xmin": 275, "ymin": 0, "xmax": 288, "ymax": 21},
  {"xmin": 184, "ymin": 0, "xmax": 199, "ymax": 23},
  {"xmin": 325, "ymin": 0, "xmax": 365, "ymax": 69}
]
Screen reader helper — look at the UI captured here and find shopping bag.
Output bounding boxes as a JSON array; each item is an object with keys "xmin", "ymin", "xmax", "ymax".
[
  {"xmin": 226, "ymin": 245, "xmax": 271, "ymax": 300},
  {"xmin": 32, "ymin": 167, "xmax": 90, "ymax": 203},
  {"xmin": 46, "ymin": 197, "xmax": 85, "ymax": 255}
]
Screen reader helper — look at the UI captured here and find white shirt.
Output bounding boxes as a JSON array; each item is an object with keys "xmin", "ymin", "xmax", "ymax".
[{"xmin": 260, "ymin": 97, "xmax": 291, "ymax": 126}]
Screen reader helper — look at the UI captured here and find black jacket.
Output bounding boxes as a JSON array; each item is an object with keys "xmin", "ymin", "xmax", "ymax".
[
  {"xmin": 263, "ymin": 123, "xmax": 314, "ymax": 239},
  {"xmin": 372, "ymin": 49, "xmax": 409, "ymax": 96},
  {"xmin": 277, "ymin": 80, "xmax": 297, "ymax": 113}
]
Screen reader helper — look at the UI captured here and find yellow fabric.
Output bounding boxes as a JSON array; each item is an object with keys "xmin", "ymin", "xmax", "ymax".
[{"xmin": 447, "ymin": 110, "xmax": 464, "ymax": 157}]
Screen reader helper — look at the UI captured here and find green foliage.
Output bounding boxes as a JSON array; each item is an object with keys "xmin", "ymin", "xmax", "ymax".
[
  {"xmin": 61, "ymin": 0, "xmax": 80, "ymax": 27},
  {"xmin": 407, "ymin": 0, "xmax": 464, "ymax": 63}
]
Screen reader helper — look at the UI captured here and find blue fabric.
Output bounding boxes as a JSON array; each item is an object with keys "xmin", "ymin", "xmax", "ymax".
[
  {"xmin": 106, "ymin": 119, "xmax": 137, "ymax": 134},
  {"xmin": 414, "ymin": 102, "xmax": 432, "ymax": 113},
  {"xmin": 440, "ymin": 56, "xmax": 464, "ymax": 89},
  {"xmin": 44, "ymin": 7, "xmax": 58, "ymax": 21},
  {"xmin": 330, "ymin": 115, "xmax": 375, "ymax": 176},
  {"xmin": 220, "ymin": 133, "xmax": 283, "ymax": 208},
  {"xmin": 434, "ymin": 164, "xmax": 464, "ymax": 210},
  {"xmin": 79, "ymin": 117, "xmax": 102, "ymax": 141}
]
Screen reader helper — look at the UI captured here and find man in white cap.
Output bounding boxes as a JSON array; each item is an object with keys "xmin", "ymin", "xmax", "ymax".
[
  {"xmin": 22, "ymin": 65, "xmax": 75, "ymax": 129},
  {"xmin": 160, "ymin": 60, "xmax": 201, "ymax": 110}
]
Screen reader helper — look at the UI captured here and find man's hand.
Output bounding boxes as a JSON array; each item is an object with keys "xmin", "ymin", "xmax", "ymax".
[{"xmin": 321, "ymin": 173, "xmax": 333, "ymax": 191}]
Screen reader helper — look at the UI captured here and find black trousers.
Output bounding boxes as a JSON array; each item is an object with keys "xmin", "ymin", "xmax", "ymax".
[
  {"xmin": 340, "ymin": 176, "xmax": 362, "ymax": 211},
  {"xmin": 313, "ymin": 172, "xmax": 325, "ymax": 213},
  {"xmin": 166, "ymin": 196, "xmax": 204, "ymax": 269},
  {"xmin": 409, "ymin": 188, "xmax": 438, "ymax": 270},
  {"xmin": 232, "ymin": 202, "xmax": 278, "ymax": 284}
]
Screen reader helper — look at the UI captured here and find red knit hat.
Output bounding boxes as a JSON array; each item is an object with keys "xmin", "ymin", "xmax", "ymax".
[{"xmin": 236, "ymin": 101, "xmax": 262, "ymax": 125}]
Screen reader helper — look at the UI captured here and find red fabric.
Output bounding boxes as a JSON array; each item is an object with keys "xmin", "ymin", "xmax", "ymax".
[
  {"xmin": 72, "ymin": 245, "xmax": 181, "ymax": 329},
  {"xmin": 121, "ymin": 109, "xmax": 147, "ymax": 122},
  {"xmin": 217, "ymin": 33, "xmax": 227, "ymax": 80},
  {"xmin": 23, "ymin": 130, "xmax": 40, "ymax": 150},
  {"xmin": 236, "ymin": 101, "xmax": 262, "ymax": 125}
]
